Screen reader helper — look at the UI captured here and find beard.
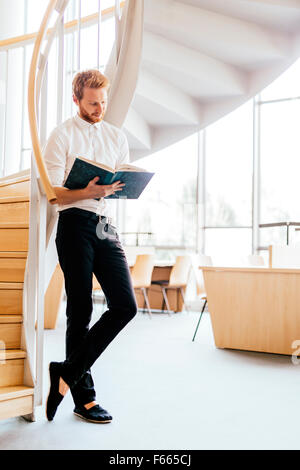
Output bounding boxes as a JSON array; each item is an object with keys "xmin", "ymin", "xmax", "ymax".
[{"xmin": 78, "ymin": 102, "xmax": 104, "ymax": 124}]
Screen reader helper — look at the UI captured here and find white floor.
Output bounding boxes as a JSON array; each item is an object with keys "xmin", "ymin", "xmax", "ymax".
[{"xmin": 0, "ymin": 303, "xmax": 299, "ymax": 450}]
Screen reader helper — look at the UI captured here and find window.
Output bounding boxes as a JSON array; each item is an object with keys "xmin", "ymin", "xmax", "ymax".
[
  {"xmin": 205, "ymin": 100, "xmax": 253, "ymax": 228},
  {"xmin": 122, "ymin": 133, "xmax": 198, "ymax": 255},
  {"xmin": 260, "ymin": 99, "xmax": 300, "ymax": 224},
  {"xmin": 260, "ymin": 58, "xmax": 300, "ymax": 102},
  {"xmin": 258, "ymin": 57, "xmax": 300, "ymax": 248}
]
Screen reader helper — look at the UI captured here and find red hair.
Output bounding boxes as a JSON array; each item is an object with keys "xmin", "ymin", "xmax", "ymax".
[{"xmin": 72, "ymin": 69, "xmax": 110, "ymax": 101}]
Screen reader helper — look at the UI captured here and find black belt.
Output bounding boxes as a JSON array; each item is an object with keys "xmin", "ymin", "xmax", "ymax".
[{"xmin": 59, "ymin": 207, "xmax": 113, "ymax": 225}]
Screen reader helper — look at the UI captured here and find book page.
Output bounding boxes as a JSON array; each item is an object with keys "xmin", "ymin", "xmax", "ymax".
[
  {"xmin": 117, "ymin": 163, "xmax": 148, "ymax": 172},
  {"xmin": 77, "ymin": 156, "xmax": 115, "ymax": 173}
]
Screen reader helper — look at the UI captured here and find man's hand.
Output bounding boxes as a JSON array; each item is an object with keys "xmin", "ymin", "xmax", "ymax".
[
  {"xmin": 52, "ymin": 177, "xmax": 125, "ymax": 205},
  {"xmin": 85, "ymin": 177, "xmax": 125, "ymax": 199}
]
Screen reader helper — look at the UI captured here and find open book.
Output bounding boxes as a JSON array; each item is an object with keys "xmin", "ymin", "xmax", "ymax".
[{"xmin": 64, "ymin": 156, "xmax": 155, "ymax": 199}]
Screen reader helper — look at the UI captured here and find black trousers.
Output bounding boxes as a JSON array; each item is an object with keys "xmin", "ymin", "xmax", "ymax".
[{"xmin": 55, "ymin": 207, "xmax": 137, "ymax": 406}]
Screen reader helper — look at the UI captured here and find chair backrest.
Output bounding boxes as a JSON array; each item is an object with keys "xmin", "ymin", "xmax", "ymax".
[
  {"xmin": 169, "ymin": 255, "xmax": 192, "ymax": 287},
  {"xmin": 269, "ymin": 244, "xmax": 300, "ymax": 268},
  {"xmin": 247, "ymin": 254, "xmax": 265, "ymax": 267},
  {"xmin": 131, "ymin": 254, "xmax": 155, "ymax": 288},
  {"xmin": 195, "ymin": 254, "xmax": 213, "ymax": 295}
]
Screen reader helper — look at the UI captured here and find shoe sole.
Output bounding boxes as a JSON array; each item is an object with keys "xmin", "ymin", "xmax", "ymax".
[{"xmin": 73, "ymin": 412, "xmax": 112, "ymax": 424}]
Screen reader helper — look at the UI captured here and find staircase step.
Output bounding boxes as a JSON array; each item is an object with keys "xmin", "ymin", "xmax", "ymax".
[
  {"xmin": 180, "ymin": 0, "xmax": 300, "ymax": 35},
  {"xmin": 144, "ymin": 0, "xmax": 288, "ymax": 67},
  {"xmin": 0, "ymin": 200, "xmax": 29, "ymax": 224},
  {"xmin": 0, "ymin": 224, "xmax": 29, "ymax": 252},
  {"xmin": 0, "ymin": 195, "xmax": 29, "ymax": 203},
  {"xmin": 135, "ymin": 69, "xmax": 201, "ymax": 125},
  {"xmin": 0, "ymin": 179, "xmax": 30, "ymax": 200},
  {"xmin": 0, "ymin": 169, "xmax": 30, "ymax": 186},
  {"xmin": 0, "ymin": 252, "xmax": 27, "ymax": 258},
  {"xmin": 0, "ymin": 386, "xmax": 33, "ymax": 421},
  {"xmin": 0, "ymin": 385, "xmax": 34, "ymax": 402},
  {"xmin": 142, "ymin": 31, "xmax": 246, "ymax": 99},
  {"xmin": 124, "ymin": 108, "xmax": 153, "ymax": 150},
  {"xmin": 0, "ymin": 282, "xmax": 23, "ymax": 315},
  {"xmin": 0, "ymin": 315, "xmax": 22, "ymax": 323},
  {"xmin": 0, "ymin": 253, "xmax": 26, "ymax": 282},
  {"xmin": 0, "ymin": 350, "xmax": 26, "ymax": 387},
  {"xmin": 0, "ymin": 323, "xmax": 21, "ymax": 349},
  {"xmin": 1, "ymin": 349, "xmax": 26, "ymax": 360},
  {"xmin": 0, "ymin": 223, "xmax": 29, "ymax": 229}
]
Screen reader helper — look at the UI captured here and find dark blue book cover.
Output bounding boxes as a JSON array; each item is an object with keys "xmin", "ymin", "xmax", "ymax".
[{"xmin": 64, "ymin": 157, "xmax": 154, "ymax": 199}]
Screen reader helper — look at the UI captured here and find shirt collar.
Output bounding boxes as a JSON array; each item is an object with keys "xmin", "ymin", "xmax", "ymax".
[{"xmin": 74, "ymin": 113, "xmax": 102, "ymax": 131}]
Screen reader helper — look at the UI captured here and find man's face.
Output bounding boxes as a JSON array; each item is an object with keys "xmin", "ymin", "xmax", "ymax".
[{"xmin": 73, "ymin": 86, "xmax": 108, "ymax": 124}]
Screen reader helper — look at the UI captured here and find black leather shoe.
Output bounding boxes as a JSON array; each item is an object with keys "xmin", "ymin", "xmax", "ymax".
[
  {"xmin": 73, "ymin": 404, "xmax": 113, "ymax": 423},
  {"xmin": 46, "ymin": 362, "xmax": 66, "ymax": 421}
]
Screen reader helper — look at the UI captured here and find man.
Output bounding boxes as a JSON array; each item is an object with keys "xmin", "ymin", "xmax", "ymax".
[{"xmin": 44, "ymin": 69, "xmax": 138, "ymax": 424}]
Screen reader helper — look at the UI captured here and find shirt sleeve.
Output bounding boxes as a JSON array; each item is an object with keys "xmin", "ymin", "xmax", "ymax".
[
  {"xmin": 117, "ymin": 130, "xmax": 130, "ymax": 166},
  {"xmin": 43, "ymin": 129, "xmax": 67, "ymax": 187}
]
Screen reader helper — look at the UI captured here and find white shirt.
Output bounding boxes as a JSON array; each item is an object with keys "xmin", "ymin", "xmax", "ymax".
[{"xmin": 43, "ymin": 114, "xmax": 130, "ymax": 221}]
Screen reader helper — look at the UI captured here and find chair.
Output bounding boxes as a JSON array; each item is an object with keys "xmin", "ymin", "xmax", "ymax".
[
  {"xmin": 151, "ymin": 255, "xmax": 192, "ymax": 314},
  {"xmin": 192, "ymin": 254, "xmax": 213, "ymax": 341},
  {"xmin": 246, "ymin": 254, "xmax": 265, "ymax": 266},
  {"xmin": 131, "ymin": 254, "xmax": 155, "ymax": 317}
]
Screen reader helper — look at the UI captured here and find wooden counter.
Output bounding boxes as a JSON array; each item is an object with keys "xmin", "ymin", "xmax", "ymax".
[{"xmin": 202, "ymin": 266, "xmax": 300, "ymax": 355}]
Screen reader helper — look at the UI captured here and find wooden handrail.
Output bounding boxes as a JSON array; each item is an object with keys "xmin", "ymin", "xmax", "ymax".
[
  {"xmin": 0, "ymin": 3, "xmax": 125, "ymax": 51},
  {"xmin": 28, "ymin": 0, "xmax": 59, "ymax": 203}
]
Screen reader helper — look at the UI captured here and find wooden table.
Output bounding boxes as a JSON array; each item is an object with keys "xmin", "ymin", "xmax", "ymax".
[{"xmin": 202, "ymin": 266, "xmax": 300, "ymax": 355}]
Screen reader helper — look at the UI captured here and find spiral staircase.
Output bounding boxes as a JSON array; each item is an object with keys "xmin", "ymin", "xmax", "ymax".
[
  {"xmin": 1, "ymin": 0, "xmax": 300, "ymax": 422},
  {"xmin": 124, "ymin": 0, "xmax": 300, "ymax": 160}
]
